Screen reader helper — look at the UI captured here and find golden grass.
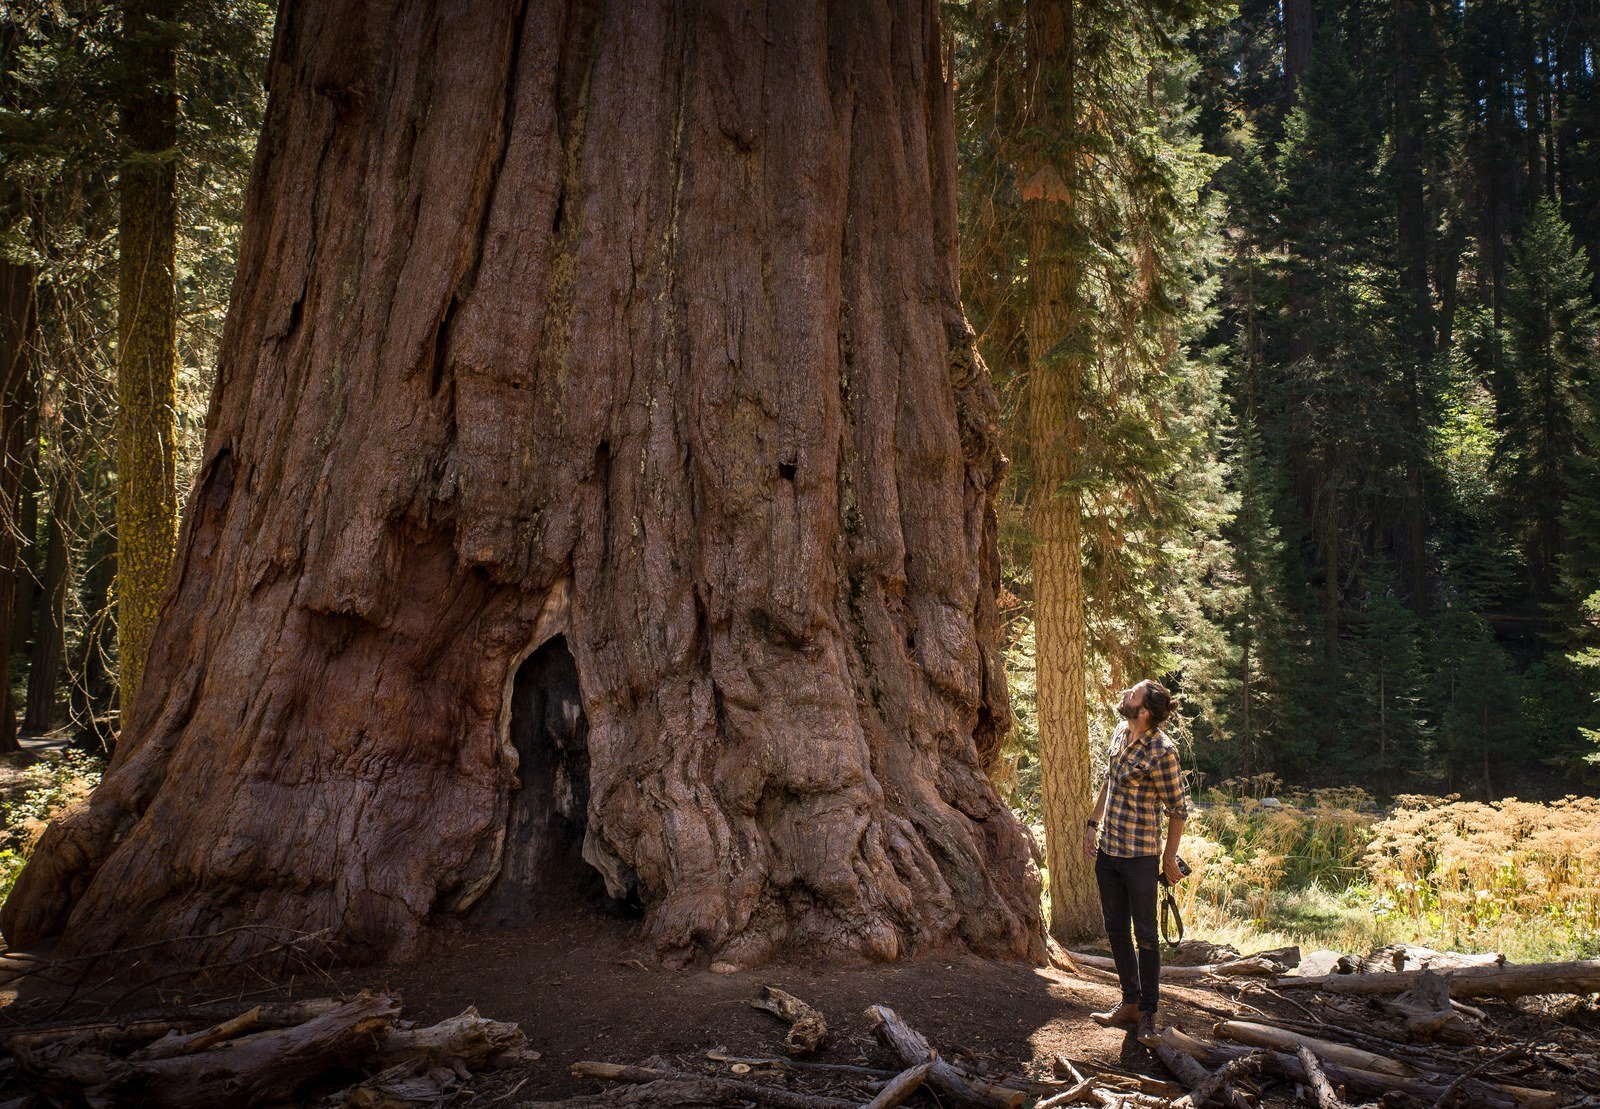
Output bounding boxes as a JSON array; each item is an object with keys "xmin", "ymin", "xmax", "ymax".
[{"xmin": 1178, "ymin": 792, "xmax": 1600, "ymax": 962}]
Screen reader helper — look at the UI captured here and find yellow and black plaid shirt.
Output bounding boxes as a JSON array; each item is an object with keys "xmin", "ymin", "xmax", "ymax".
[{"xmin": 1097, "ymin": 722, "xmax": 1188, "ymax": 858}]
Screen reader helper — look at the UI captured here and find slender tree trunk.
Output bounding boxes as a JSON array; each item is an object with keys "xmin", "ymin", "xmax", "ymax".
[
  {"xmin": 5, "ymin": 0, "xmax": 1044, "ymax": 971},
  {"xmin": 23, "ymin": 473, "xmax": 74, "ymax": 734},
  {"xmin": 1393, "ymin": 0, "xmax": 1431, "ymax": 615},
  {"xmin": 1378, "ymin": 665, "xmax": 1386, "ymax": 771},
  {"xmin": 116, "ymin": 0, "xmax": 180, "ymax": 710},
  {"xmin": 1321, "ymin": 490, "xmax": 1340, "ymax": 694},
  {"xmin": 0, "ymin": 261, "xmax": 37, "ymax": 754},
  {"xmin": 1522, "ymin": 1, "xmax": 1543, "ymax": 199},
  {"xmin": 1285, "ymin": 0, "xmax": 1315, "ymax": 105},
  {"xmin": 1020, "ymin": 0, "xmax": 1098, "ymax": 944},
  {"xmin": 1241, "ymin": 637, "xmax": 1253, "ymax": 776},
  {"xmin": 11, "ymin": 410, "xmax": 39, "ymax": 657},
  {"xmin": 70, "ymin": 523, "xmax": 117, "ymax": 749}
]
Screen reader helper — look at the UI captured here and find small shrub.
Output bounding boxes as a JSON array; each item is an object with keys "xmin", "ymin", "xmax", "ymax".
[{"xmin": 0, "ymin": 750, "xmax": 104, "ymax": 901}]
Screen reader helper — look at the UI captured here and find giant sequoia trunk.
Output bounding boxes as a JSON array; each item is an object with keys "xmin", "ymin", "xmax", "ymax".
[{"xmin": 3, "ymin": 0, "xmax": 1044, "ymax": 971}]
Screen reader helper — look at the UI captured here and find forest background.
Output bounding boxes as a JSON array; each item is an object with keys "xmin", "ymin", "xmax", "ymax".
[{"xmin": 2, "ymin": 0, "xmax": 1600, "ymax": 957}]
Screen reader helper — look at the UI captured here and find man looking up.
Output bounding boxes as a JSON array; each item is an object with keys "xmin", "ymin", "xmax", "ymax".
[{"xmin": 1082, "ymin": 679, "xmax": 1188, "ymax": 1043}]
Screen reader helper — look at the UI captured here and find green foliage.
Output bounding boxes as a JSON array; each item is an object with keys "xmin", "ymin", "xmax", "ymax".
[
  {"xmin": 1, "ymin": 0, "xmax": 271, "ymax": 740},
  {"xmin": 1495, "ymin": 199, "xmax": 1600, "ymax": 603},
  {"xmin": 953, "ymin": 0, "xmax": 1236, "ymax": 735},
  {"xmin": 0, "ymin": 749, "xmax": 104, "ymax": 901},
  {"xmin": 1340, "ymin": 560, "xmax": 1429, "ymax": 784}
]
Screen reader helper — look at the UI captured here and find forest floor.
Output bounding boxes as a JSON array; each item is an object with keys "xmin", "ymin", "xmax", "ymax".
[
  {"xmin": 0, "ymin": 901, "xmax": 1258, "ymax": 1104},
  {"xmin": 2, "ymin": 901, "xmax": 1597, "ymax": 1104},
  {"xmin": 329, "ymin": 905, "xmax": 1189, "ymax": 1102}
]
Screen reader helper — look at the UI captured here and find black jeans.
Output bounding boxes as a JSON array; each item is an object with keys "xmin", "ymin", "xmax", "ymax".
[{"xmin": 1095, "ymin": 850, "xmax": 1161, "ymax": 1014}]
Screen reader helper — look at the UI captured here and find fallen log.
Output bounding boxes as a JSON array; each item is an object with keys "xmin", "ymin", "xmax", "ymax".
[
  {"xmin": 1275, "ymin": 959, "xmax": 1600, "ymax": 1000},
  {"xmin": 13, "ymin": 993, "xmax": 399, "ymax": 1109},
  {"xmin": 1185, "ymin": 1051, "xmax": 1266, "ymax": 1109},
  {"xmin": 1213, "ymin": 1021, "xmax": 1420, "ymax": 1077},
  {"xmin": 0, "ymin": 997, "xmax": 344, "ymax": 1054},
  {"xmin": 569, "ymin": 1061, "xmax": 859, "ymax": 1109},
  {"xmin": 863, "ymin": 1061, "xmax": 932, "ymax": 1109},
  {"xmin": 1160, "ymin": 1027, "xmax": 1559, "ymax": 1109},
  {"xmin": 1151, "ymin": 1033, "xmax": 1251, "ymax": 1109},
  {"xmin": 380, "ymin": 1007, "xmax": 527, "ymax": 1066},
  {"xmin": 1367, "ymin": 944, "xmax": 1505, "ymax": 973},
  {"xmin": 1071, "ymin": 951, "xmax": 1278, "ymax": 979},
  {"xmin": 704, "ymin": 1047, "xmax": 895, "ymax": 1078},
  {"xmin": 130, "ymin": 1006, "xmax": 262, "ymax": 1060},
  {"xmin": 751, "ymin": 987, "xmax": 828, "ymax": 1056},
  {"xmin": 1295, "ymin": 1046, "xmax": 1342, "ymax": 1109},
  {"xmin": 865, "ymin": 1005, "xmax": 1024, "ymax": 1109}
]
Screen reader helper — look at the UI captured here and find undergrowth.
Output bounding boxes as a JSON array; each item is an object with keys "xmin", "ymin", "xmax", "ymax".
[
  {"xmin": 0, "ymin": 750, "xmax": 103, "ymax": 902},
  {"xmin": 1170, "ymin": 784, "xmax": 1600, "ymax": 962}
]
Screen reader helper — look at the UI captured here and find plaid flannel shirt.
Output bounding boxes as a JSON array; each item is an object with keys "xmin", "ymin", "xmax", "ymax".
[{"xmin": 1097, "ymin": 721, "xmax": 1188, "ymax": 858}]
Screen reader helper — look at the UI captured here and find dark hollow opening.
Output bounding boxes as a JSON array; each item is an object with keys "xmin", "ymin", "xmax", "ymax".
[{"xmin": 473, "ymin": 634, "xmax": 610, "ymax": 925}]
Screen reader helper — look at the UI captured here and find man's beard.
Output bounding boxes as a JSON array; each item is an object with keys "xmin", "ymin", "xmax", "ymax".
[{"xmin": 1117, "ymin": 702, "xmax": 1140, "ymax": 721}]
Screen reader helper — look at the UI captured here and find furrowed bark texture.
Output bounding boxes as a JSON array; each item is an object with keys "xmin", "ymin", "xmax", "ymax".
[
  {"xmin": 116, "ymin": 0, "xmax": 181, "ymax": 706},
  {"xmin": 1023, "ymin": 0, "xmax": 1099, "ymax": 943},
  {"xmin": 4, "ymin": 0, "xmax": 1042, "ymax": 970}
]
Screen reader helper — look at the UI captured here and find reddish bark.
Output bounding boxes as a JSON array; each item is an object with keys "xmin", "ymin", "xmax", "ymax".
[{"xmin": 3, "ymin": 0, "xmax": 1042, "ymax": 970}]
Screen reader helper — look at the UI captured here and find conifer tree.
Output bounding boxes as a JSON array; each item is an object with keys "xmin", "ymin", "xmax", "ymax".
[
  {"xmin": 1340, "ymin": 560, "xmax": 1428, "ymax": 785},
  {"xmin": 1494, "ymin": 198, "xmax": 1600, "ymax": 605},
  {"xmin": 1272, "ymin": 35, "xmax": 1404, "ymax": 715},
  {"xmin": 955, "ymin": 0, "xmax": 1227, "ymax": 940},
  {"xmin": 1440, "ymin": 624, "xmax": 1523, "ymax": 797}
]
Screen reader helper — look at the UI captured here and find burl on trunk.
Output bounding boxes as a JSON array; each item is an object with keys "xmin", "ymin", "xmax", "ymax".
[{"xmin": 3, "ymin": 0, "xmax": 1045, "ymax": 969}]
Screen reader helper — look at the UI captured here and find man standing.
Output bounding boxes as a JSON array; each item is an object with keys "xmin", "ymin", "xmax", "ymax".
[{"xmin": 1082, "ymin": 679, "xmax": 1188, "ymax": 1043}]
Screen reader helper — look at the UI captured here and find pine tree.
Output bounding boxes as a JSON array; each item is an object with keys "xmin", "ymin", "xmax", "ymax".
[
  {"xmin": 1494, "ymin": 198, "xmax": 1600, "ymax": 605},
  {"xmin": 1340, "ymin": 560, "xmax": 1428, "ymax": 787},
  {"xmin": 1271, "ymin": 34, "xmax": 1406, "ymax": 723},
  {"xmin": 1204, "ymin": 416, "xmax": 1316, "ymax": 779},
  {"xmin": 1439, "ymin": 624, "xmax": 1523, "ymax": 798},
  {"xmin": 955, "ymin": 0, "xmax": 1228, "ymax": 940}
]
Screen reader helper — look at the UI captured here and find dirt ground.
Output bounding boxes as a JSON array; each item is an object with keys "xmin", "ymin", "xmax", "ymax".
[
  {"xmin": 2, "ymin": 900, "xmax": 1594, "ymax": 1105},
  {"xmin": 332, "ymin": 906, "xmax": 1194, "ymax": 1101},
  {"xmin": 0, "ymin": 901, "xmax": 1249, "ymax": 1104}
]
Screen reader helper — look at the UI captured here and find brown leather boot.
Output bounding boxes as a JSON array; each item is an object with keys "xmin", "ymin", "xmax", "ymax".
[
  {"xmin": 1136, "ymin": 1011, "xmax": 1158, "ymax": 1044},
  {"xmin": 1090, "ymin": 1002, "xmax": 1140, "ymax": 1029}
]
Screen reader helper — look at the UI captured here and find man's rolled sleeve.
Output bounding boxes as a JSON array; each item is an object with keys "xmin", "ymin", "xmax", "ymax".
[{"xmin": 1154, "ymin": 747, "xmax": 1188, "ymax": 821}]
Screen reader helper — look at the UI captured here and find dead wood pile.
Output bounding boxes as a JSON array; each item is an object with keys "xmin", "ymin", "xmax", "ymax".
[
  {"xmin": 0, "ymin": 992, "xmax": 538, "ymax": 1107},
  {"xmin": 1070, "ymin": 941, "xmax": 1600, "ymax": 1109}
]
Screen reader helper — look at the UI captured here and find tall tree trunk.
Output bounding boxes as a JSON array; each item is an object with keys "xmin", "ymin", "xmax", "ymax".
[
  {"xmin": 70, "ymin": 523, "xmax": 117, "ymax": 749},
  {"xmin": 1393, "ymin": 0, "xmax": 1432, "ymax": 615},
  {"xmin": 1522, "ymin": 0, "xmax": 1543, "ymax": 199},
  {"xmin": 1321, "ymin": 489, "xmax": 1340, "ymax": 695},
  {"xmin": 23, "ymin": 472, "xmax": 74, "ymax": 734},
  {"xmin": 1021, "ymin": 0, "xmax": 1098, "ymax": 945},
  {"xmin": 11, "ymin": 411, "xmax": 39, "ymax": 657},
  {"xmin": 116, "ymin": 0, "xmax": 180, "ymax": 710},
  {"xmin": 0, "ymin": 261, "xmax": 37, "ymax": 754},
  {"xmin": 1284, "ymin": 0, "xmax": 1315, "ymax": 106},
  {"xmin": 4, "ymin": 0, "xmax": 1044, "ymax": 971}
]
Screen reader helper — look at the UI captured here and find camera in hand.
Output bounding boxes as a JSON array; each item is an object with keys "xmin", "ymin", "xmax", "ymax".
[{"xmin": 1158, "ymin": 855, "xmax": 1192, "ymax": 886}]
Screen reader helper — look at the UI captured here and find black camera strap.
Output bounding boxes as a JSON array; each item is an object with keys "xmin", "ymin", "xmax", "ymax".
[{"xmin": 1159, "ymin": 879, "xmax": 1185, "ymax": 945}]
